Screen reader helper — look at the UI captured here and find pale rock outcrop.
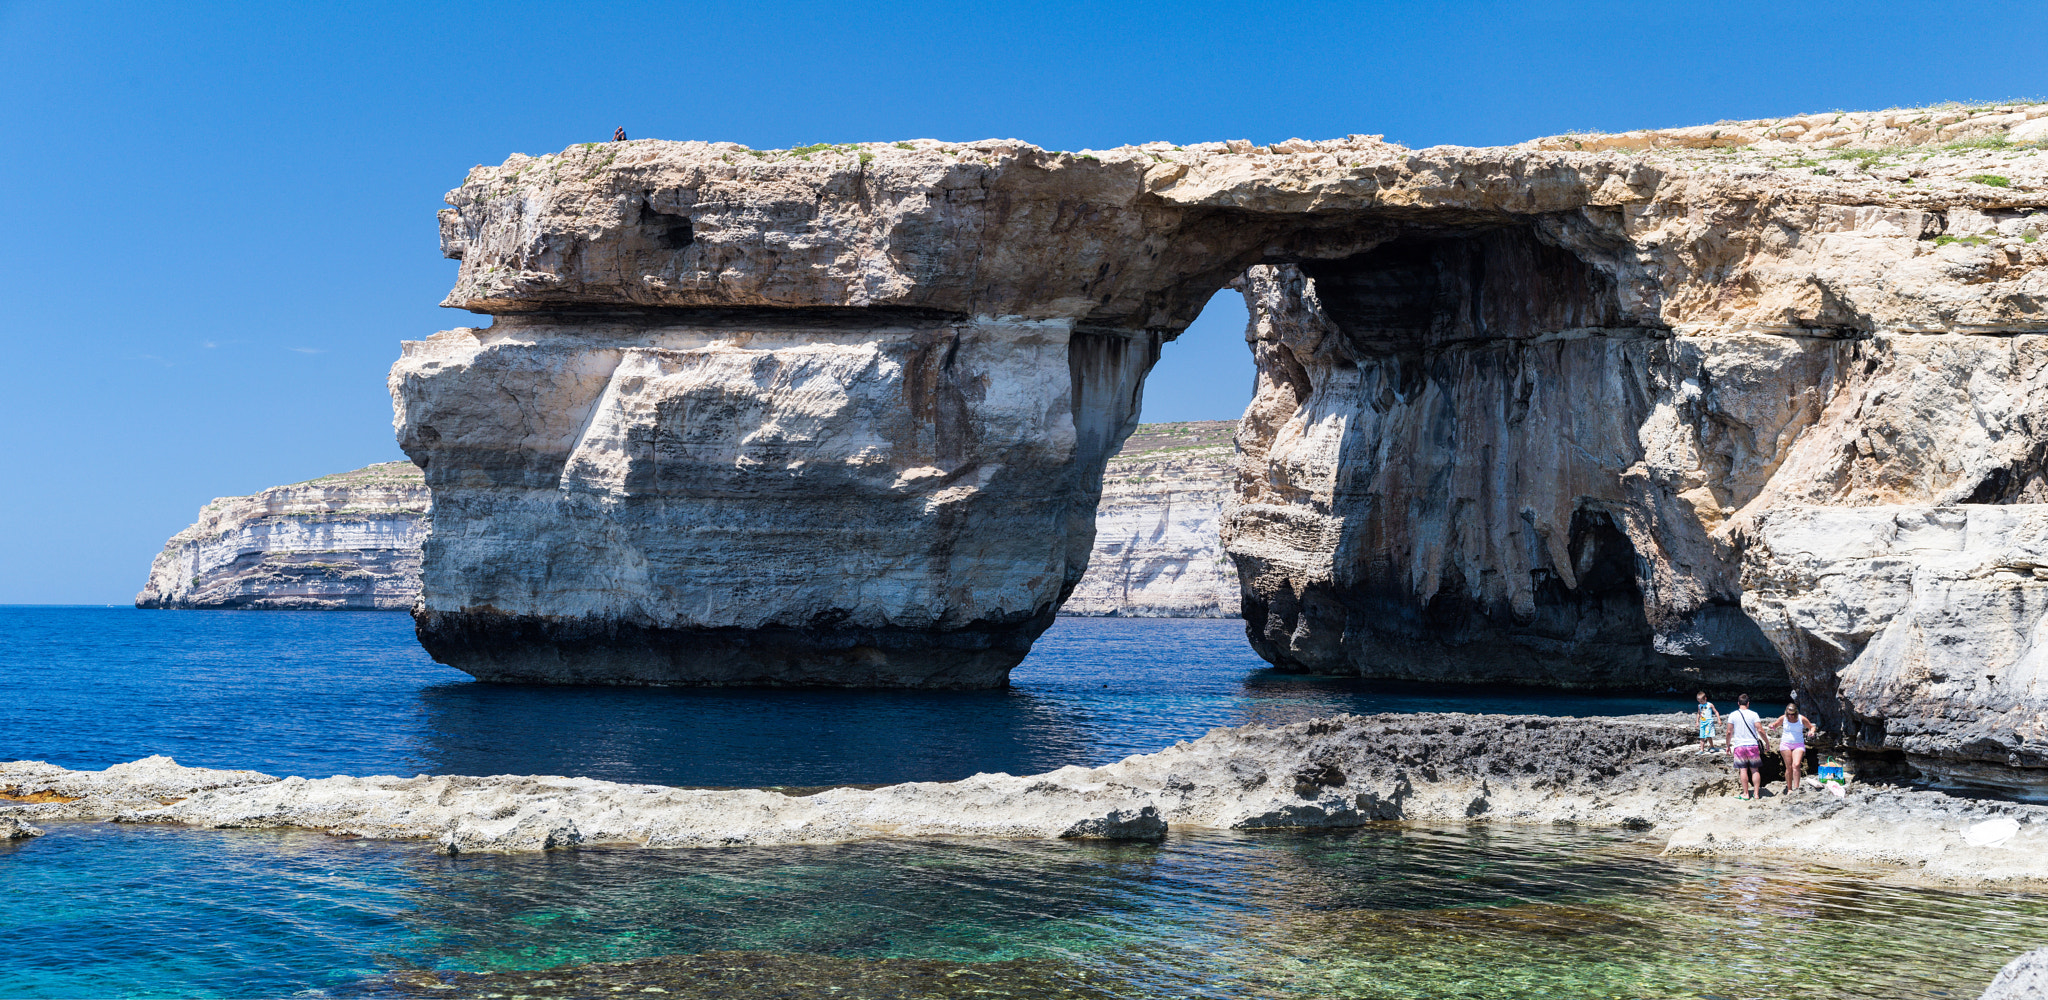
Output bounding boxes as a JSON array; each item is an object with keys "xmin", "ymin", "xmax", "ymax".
[
  {"xmin": 1063, "ymin": 421, "xmax": 1241, "ymax": 617},
  {"xmin": 0, "ymin": 817, "xmax": 42, "ymax": 839},
  {"xmin": 136, "ymin": 463, "xmax": 427, "ymax": 610},
  {"xmin": 1743, "ymin": 506, "xmax": 2048, "ymax": 792},
  {"xmin": 140, "ymin": 436, "xmax": 1239, "ymax": 619},
  {"xmin": 395, "ymin": 106, "xmax": 2048, "ymax": 781},
  {"xmin": 1982, "ymin": 948, "xmax": 2048, "ymax": 1000},
  {"xmin": 7, "ymin": 714, "xmax": 2046, "ymax": 881}
]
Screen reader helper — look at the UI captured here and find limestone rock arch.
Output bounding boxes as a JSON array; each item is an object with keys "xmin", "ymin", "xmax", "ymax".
[{"xmin": 392, "ymin": 125, "xmax": 2048, "ymax": 782}]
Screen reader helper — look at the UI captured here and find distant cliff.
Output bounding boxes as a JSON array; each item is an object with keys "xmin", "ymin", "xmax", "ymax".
[
  {"xmin": 1062, "ymin": 421, "xmax": 1240, "ymax": 617},
  {"xmin": 136, "ymin": 463, "xmax": 428, "ymax": 610},
  {"xmin": 137, "ymin": 439, "xmax": 1240, "ymax": 616}
]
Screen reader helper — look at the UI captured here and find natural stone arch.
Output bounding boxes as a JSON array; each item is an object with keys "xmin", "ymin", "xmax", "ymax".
[{"xmin": 394, "ymin": 127, "xmax": 2048, "ymax": 784}]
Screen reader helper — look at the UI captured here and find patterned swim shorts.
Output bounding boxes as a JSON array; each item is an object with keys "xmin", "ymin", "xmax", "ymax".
[{"xmin": 1732, "ymin": 744, "xmax": 1761, "ymax": 768}]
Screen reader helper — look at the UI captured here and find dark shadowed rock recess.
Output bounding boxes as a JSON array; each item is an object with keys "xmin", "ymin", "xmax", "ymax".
[{"xmin": 391, "ymin": 107, "xmax": 2048, "ymax": 784}]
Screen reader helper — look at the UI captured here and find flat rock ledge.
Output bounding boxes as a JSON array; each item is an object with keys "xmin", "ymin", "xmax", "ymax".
[{"xmin": 5, "ymin": 713, "xmax": 2045, "ymax": 881}]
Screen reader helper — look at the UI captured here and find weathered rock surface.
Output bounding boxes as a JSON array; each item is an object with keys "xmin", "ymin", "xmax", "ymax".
[
  {"xmin": 396, "ymin": 105, "xmax": 2048, "ymax": 781},
  {"xmin": 1062, "ymin": 421, "xmax": 1241, "ymax": 617},
  {"xmin": 1743, "ymin": 505, "xmax": 2048, "ymax": 793},
  {"xmin": 1982, "ymin": 947, "xmax": 2048, "ymax": 1000},
  {"xmin": 136, "ymin": 463, "xmax": 427, "ymax": 610},
  {"xmin": 1207, "ymin": 113, "xmax": 2048, "ymax": 779},
  {"xmin": 139, "ymin": 434, "xmax": 1237, "ymax": 619},
  {"xmin": 0, "ymin": 817, "xmax": 42, "ymax": 839},
  {"xmin": 9, "ymin": 714, "xmax": 2047, "ymax": 881}
]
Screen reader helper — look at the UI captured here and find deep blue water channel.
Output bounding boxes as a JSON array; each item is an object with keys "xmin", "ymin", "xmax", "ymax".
[
  {"xmin": 0, "ymin": 607, "xmax": 1687, "ymax": 784},
  {"xmin": 4, "ymin": 607, "xmax": 2043, "ymax": 999}
]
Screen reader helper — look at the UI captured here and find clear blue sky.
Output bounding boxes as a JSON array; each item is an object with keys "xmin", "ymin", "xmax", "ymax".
[{"xmin": 3, "ymin": 1, "xmax": 2043, "ymax": 604}]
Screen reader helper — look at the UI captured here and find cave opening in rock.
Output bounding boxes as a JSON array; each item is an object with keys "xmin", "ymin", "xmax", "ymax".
[
  {"xmin": 1295, "ymin": 224, "xmax": 1627, "ymax": 346},
  {"xmin": 1206, "ymin": 218, "xmax": 1788, "ymax": 692}
]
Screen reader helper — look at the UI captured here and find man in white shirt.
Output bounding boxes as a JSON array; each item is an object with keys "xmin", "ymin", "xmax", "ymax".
[{"xmin": 1723, "ymin": 693, "xmax": 1765, "ymax": 800}]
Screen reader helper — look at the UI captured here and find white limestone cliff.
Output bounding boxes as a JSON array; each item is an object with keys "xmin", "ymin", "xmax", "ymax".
[
  {"xmin": 139, "ymin": 435, "xmax": 1238, "ymax": 618},
  {"xmin": 136, "ymin": 463, "xmax": 428, "ymax": 610},
  {"xmin": 1062, "ymin": 421, "xmax": 1241, "ymax": 617},
  {"xmin": 1742, "ymin": 505, "xmax": 2048, "ymax": 793}
]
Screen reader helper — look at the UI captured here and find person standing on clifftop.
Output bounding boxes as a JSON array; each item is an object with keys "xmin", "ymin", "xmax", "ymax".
[
  {"xmin": 1724, "ymin": 694, "xmax": 1765, "ymax": 800},
  {"xmin": 1694, "ymin": 691, "xmax": 1722, "ymax": 754}
]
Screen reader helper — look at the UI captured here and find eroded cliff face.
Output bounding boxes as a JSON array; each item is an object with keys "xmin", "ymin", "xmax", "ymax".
[
  {"xmin": 396, "ymin": 103, "xmax": 2048, "ymax": 781},
  {"xmin": 395, "ymin": 313, "xmax": 1153, "ymax": 685},
  {"xmin": 143, "ymin": 434, "xmax": 1238, "ymax": 620},
  {"xmin": 136, "ymin": 463, "xmax": 427, "ymax": 610},
  {"xmin": 1214, "ymin": 110, "xmax": 2048, "ymax": 779},
  {"xmin": 1063, "ymin": 421, "xmax": 1241, "ymax": 617},
  {"xmin": 1224, "ymin": 258, "xmax": 1798, "ymax": 690}
]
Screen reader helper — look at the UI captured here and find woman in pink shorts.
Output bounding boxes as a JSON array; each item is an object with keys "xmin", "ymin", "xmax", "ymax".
[{"xmin": 1723, "ymin": 694, "xmax": 1765, "ymax": 800}]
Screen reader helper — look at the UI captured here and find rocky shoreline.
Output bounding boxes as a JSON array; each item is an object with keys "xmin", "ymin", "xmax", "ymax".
[{"xmin": 7, "ymin": 712, "xmax": 2042, "ymax": 882}]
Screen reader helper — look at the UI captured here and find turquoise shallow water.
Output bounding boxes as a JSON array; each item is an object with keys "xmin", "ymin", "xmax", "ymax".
[
  {"xmin": 4, "ymin": 607, "xmax": 2036, "ymax": 998},
  {"xmin": 9, "ymin": 820, "xmax": 2046, "ymax": 998}
]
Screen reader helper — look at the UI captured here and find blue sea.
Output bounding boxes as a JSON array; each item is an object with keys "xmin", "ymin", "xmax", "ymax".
[{"xmin": 3, "ymin": 607, "xmax": 2045, "ymax": 998}]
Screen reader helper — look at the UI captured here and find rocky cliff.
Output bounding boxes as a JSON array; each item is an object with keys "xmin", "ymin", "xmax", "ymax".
[
  {"xmin": 1062, "ymin": 421, "xmax": 1241, "ymax": 617},
  {"xmin": 136, "ymin": 463, "xmax": 428, "ymax": 610},
  {"xmin": 138, "ymin": 435, "xmax": 1238, "ymax": 617},
  {"xmin": 394, "ymin": 104, "xmax": 2048, "ymax": 779}
]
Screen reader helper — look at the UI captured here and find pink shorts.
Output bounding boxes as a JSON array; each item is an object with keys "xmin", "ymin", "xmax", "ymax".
[{"xmin": 1732, "ymin": 744, "xmax": 1761, "ymax": 768}]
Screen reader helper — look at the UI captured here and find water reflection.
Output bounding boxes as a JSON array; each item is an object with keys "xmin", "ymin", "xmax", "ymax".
[
  {"xmin": 1, "ymin": 609, "xmax": 1693, "ymax": 786},
  {"xmin": 407, "ymin": 619, "xmax": 1695, "ymax": 788},
  {"xmin": 412, "ymin": 683, "xmax": 1088, "ymax": 787}
]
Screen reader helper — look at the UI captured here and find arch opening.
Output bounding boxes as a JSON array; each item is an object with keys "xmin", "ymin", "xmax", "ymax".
[{"xmin": 1197, "ymin": 219, "xmax": 1788, "ymax": 693}]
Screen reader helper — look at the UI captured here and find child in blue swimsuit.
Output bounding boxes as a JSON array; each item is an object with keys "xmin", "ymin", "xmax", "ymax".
[{"xmin": 1694, "ymin": 691, "xmax": 1721, "ymax": 754}]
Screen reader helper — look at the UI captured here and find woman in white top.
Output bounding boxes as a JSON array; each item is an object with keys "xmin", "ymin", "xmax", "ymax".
[{"xmin": 1766, "ymin": 703, "xmax": 1817, "ymax": 792}]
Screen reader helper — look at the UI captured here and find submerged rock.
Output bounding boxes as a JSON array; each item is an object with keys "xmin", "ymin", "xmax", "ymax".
[
  {"xmin": 1982, "ymin": 947, "xmax": 2048, "ymax": 1000},
  {"xmin": 7, "ymin": 714, "xmax": 2045, "ymax": 881},
  {"xmin": 135, "ymin": 463, "xmax": 427, "ymax": 610},
  {"xmin": 363, "ymin": 951, "xmax": 1121, "ymax": 1000}
]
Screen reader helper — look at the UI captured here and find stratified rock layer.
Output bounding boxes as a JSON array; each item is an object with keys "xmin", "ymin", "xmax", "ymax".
[
  {"xmin": 1063, "ymin": 421, "xmax": 1241, "ymax": 617},
  {"xmin": 139, "ymin": 438, "xmax": 1236, "ymax": 619},
  {"xmin": 396, "ymin": 104, "xmax": 2048, "ymax": 778},
  {"xmin": 1743, "ymin": 505, "xmax": 2048, "ymax": 792},
  {"xmin": 136, "ymin": 463, "xmax": 427, "ymax": 610}
]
